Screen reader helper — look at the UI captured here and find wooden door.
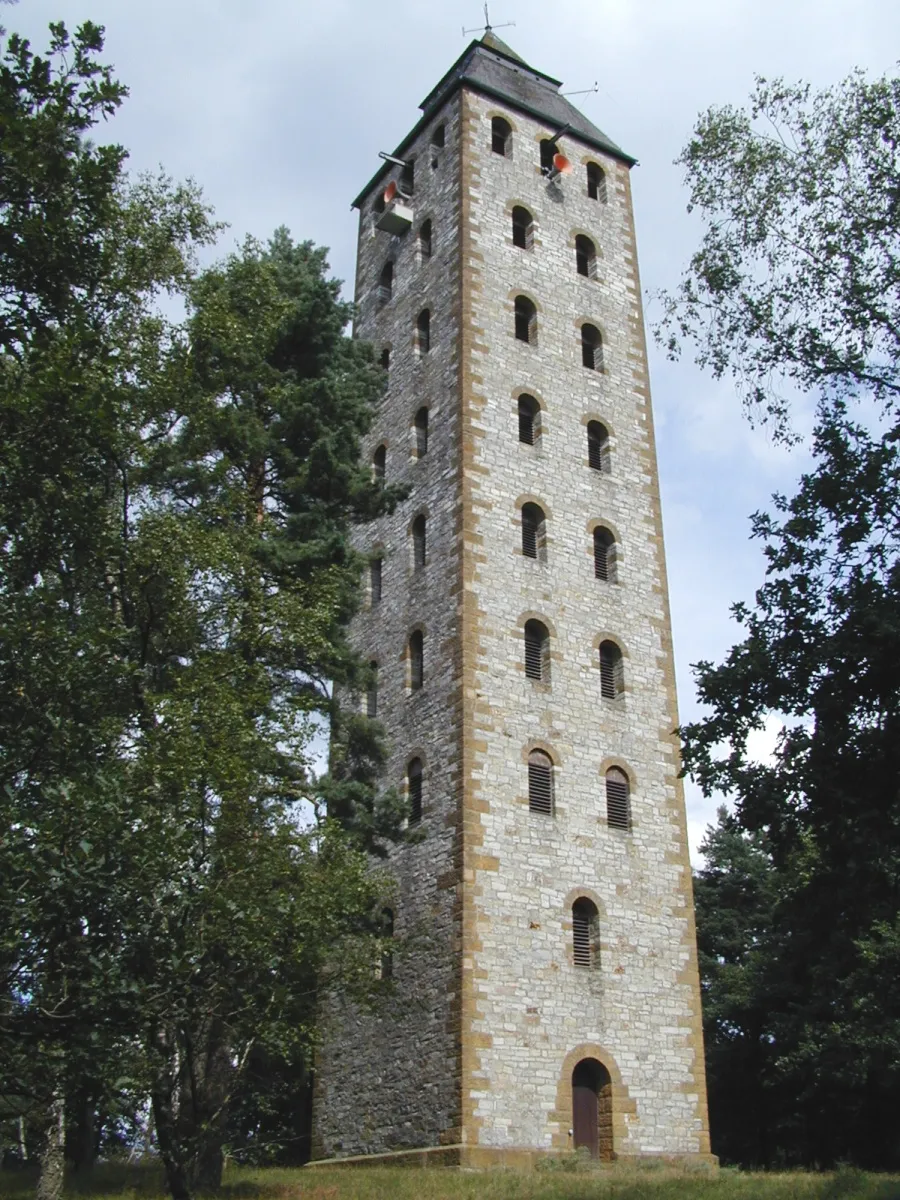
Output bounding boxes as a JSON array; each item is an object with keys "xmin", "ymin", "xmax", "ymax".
[{"xmin": 572, "ymin": 1058, "xmax": 613, "ymax": 1160}]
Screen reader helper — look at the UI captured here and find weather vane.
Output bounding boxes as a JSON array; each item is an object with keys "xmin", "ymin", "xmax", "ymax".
[{"xmin": 462, "ymin": 3, "xmax": 515, "ymax": 37}]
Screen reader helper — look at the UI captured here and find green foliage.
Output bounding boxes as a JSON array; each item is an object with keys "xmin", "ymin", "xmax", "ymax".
[{"xmin": 663, "ymin": 65, "xmax": 900, "ymax": 1168}]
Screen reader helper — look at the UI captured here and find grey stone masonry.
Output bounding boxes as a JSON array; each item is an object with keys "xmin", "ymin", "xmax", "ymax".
[{"xmin": 312, "ymin": 35, "xmax": 712, "ymax": 1165}]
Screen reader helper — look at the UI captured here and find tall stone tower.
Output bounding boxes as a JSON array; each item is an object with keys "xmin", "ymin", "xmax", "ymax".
[{"xmin": 313, "ymin": 32, "xmax": 712, "ymax": 1167}]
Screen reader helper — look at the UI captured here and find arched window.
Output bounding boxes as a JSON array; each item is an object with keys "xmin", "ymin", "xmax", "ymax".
[
  {"xmin": 411, "ymin": 514, "xmax": 426, "ymax": 570},
  {"xmin": 586, "ymin": 162, "xmax": 607, "ymax": 203},
  {"xmin": 414, "ymin": 407, "xmax": 428, "ymax": 457},
  {"xmin": 373, "ymin": 191, "xmax": 386, "ymax": 215},
  {"xmin": 581, "ymin": 323, "xmax": 603, "ymax": 370},
  {"xmin": 377, "ymin": 261, "xmax": 393, "ymax": 307},
  {"xmin": 408, "ymin": 758, "xmax": 423, "ymax": 825},
  {"xmin": 514, "ymin": 295, "xmax": 537, "ymax": 345},
  {"xmin": 378, "ymin": 907, "xmax": 394, "ymax": 980},
  {"xmin": 528, "ymin": 749, "xmax": 554, "ymax": 815},
  {"xmin": 587, "ymin": 421, "xmax": 610, "ymax": 472},
  {"xmin": 518, "ymin": 394, "xmax": 539, "ymax": 445},
  {"xmin": 606, "ymin": 767, "xmax": 631, "ymax": 830},
  {"xmin": 370, "ymin": 556, "xmax": 383, "ymax": 606},
  {"xmin": 418, "ymin": 219, "xmax": 432, "ymax": 261},
  {"xmin": 523, "ymin": 619, "xmax": 550, "ymax": 683},
  {"xmin": 575, "ymin": 235, "xmax": 597, "ymax": 279},
  {"xmin": 598, "ymin": 640, "xmax": 623, "ymax": 699},
  {"xmin": 409, "ymin": 630, "xmax": 424, "ymax": 691},
  {"xmin": 540, "ymin": 138, "xmax": 557, "ymax": 174},
  {"xmin": 572, "ymin": 898, "xmax": 600, "ymax": 969},
  {"xmin": 380, "ymin": 347, "xmax": 390, "ymax": 371},
  {"xmin": 431, "ymin": 124, "xmax": 445, "ymax": 148},
  {"xmin": 521, "ymin": 503, "xmax": 546, "ymax": 560},
  {"xmin": 416, "ymin": 309, "xmax": 431, "ymax": 356},
  {"xmin": 366, "ymin": 661, "xmax": 378, "ymax": 719},
  {"xmin": 372, "ymin": 444, "xmax": 386, "ymax": 482},
  {"xmin": 593, "ymin": 527, "xmax": 616, "ymax": 582},
  {"xmin": 400, "ymin": 158, "xmax": 414, "ymax": 197},
  {"xmin": 572, "ymin": 1059, "xmax": 613, "ymax": 1161},
  {"xmin": 491, "ymin": 116, "xmax": 512, "ymax": 156},
  {"xmin": 512, "ymin": 206, "xmax": 534, "ymax": 250}
]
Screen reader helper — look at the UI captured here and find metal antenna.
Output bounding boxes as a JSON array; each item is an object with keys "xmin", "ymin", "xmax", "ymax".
[
  {"xmin": 462, "ymin": 3, "xmax": 516, "ymax": 37},
  {"xmin": 562, "ymin": 82, "xmax": 599, "ymax": 97}
]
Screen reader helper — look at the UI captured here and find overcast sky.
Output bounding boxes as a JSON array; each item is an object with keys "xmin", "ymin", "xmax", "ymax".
[{"xmin": 9, "ymin": 0, "xmax": 900, "ymax": 859}]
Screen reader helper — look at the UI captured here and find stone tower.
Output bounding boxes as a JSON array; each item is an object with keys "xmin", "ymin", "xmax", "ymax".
[{"xmin": 312, "ymin": 33, "xmax": 712, "ymax": 1167}]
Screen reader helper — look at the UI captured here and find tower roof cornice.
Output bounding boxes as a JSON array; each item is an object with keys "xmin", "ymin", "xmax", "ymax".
[{"xmin": 351, "ymin": 36, "xmax": 636, "ymax": 210}]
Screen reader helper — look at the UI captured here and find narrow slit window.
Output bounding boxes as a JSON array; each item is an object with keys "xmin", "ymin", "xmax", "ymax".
[
  {"xmin": 606, "ymin": 767, "xmax": 631, "ymax": 830},
  {"xmin": 521, "ymin": 503, "xmax": 546, "ymax": 561},
  {"xmin": 377, "ymin": 261, "xmax": 393, "ymax": 307},
  {"xmin": 528, "ymin": 750, "xmax": 554, "ymax": 815},
  {"xmin": 408, "ymin": 758, "xmax": 423, "ymax": 825},
  {"xmin": 409, "ymin": 630, "xmax": 424, "ymax": 691},
  {"xmin": 414, "ymin": 407, "xmax": 428, "ymax": 457},
  {"xmin": 370, "ymin": 556, "xmax": 383, "ymax": 606},
  {"xmin": 418, "ymin": 219, "xmax": 432, "ymax": 260},
  {"xmin": 581, "ymin": 323, "xmax": 602, "ymax": 370},
  {"xmin": 379, "ymin": 907, "xmax": 394, "ymax": 980},
  {"xmin": 412, "ymin": 514, "xmax": 426, "ymax": 570},
  {"xmin": 524, "ymin": 619, "xmax": 550, "ymax": 682},
  {"xmin": 576, "ymin": 235, "xmax": 597, "ymax": 279},
  {"xmin": 491, "ymin": 116, "xmax": 512, "ymax": 156},
  {"xmin": 366, "ymin": 661, "xmax": 378, "ymax": 719},
  {"xmin": 587, "ymin": 421, "xmax": 610, "ymax": 472},
  {"xmin": 540, "ymin": 138, "xmax": 557, "ymax": 174},
  {"xmin": 399, "ymin": 158, "xmax": 414, "ymax": 197},
  {"xmin": 416, "ymin": 309, "xmax": 431, "ymax": 356},
  {"xmin": 518, "ymin": 395, "xmax": 539, "ymax": 445},
  {"xmin": 372, "ymin": 444, "xmax": 386, "ymax": 482},
  {"xmin": 431, "ymin": 124, "xmax": 445, "ymax": 148},
  {"xmin": 380, "ymin": 347, "xmax": 390, "ymax": 371},
  {"xmin": 514, "ymin": 295, "xmax": 537, "ymax": 345},
  {"xmin": 512, "ymin": 206, "xmax": 534, "ymax": 250},
  {"xmin": 593, "ymin": 528, "xmax": 615, "ymax": 582},
  {"xmin": 572, "ymin": 898, "xmax": 600, "ymax": 969},
  {"xmin": 598, "ymin": 640, "xmax": 623, "ymax": 700},
  {"xmin": 587, "ymin": 162, "xmax": 607, "ymax": 202}
]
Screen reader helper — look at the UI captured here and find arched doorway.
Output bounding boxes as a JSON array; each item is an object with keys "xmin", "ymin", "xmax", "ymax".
[{"xmin": 572, "ymin": 1058, "xmax": 613, "ymax": 1160}]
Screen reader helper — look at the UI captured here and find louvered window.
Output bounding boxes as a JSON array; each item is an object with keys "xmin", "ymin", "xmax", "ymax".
[
  {"xmin": 524, "ymin": 620, "xmax": 549, "ymax": 682},
  {"xmin": 518, "ymin": 395, "xmax": 539, "ymax": 445},
  {"xmin": 408, "ymin": 758, "xmax": 423, "ymax": 825},
  {"xmin": 521, "ymin": 503, "xmax": 545, "ymax": 560},
  {"xmin": 581, "ymin": 323, "xmax": 602, "ymax": 370},
  {"xmin": 572, "ymin": 898, "xmax": 599, "ymax": 969},
  {"xmin": 512, "ymin": 206, "xmax": 534, "ymax": 250},
  {"xmin": 418, "ymin": 219, "xmax": 432, "ymax": 260},
  {"xmin": 379, "ymin": 907, "xmax": 394, "ymax": 980},
  {"xmin": 587, "ymin": 162, "xmax": 607, "ymax": 202},
  {"xmin": 412, "ymin": 515, "xmax": 426, "ymax": 570},
  {"xmin": 514, "ymin": 295, "xmax": 537, "ymax": 344},
  {"xmin": 366, "ymin": 661, "xmax": 378, "ymax": 719},
  {"xmin": 593, "ymin": 528, "xmax": 615, "ymax": 581},
  {"xmin": 373, "ymin": 444, "xmax": 386, "ymax": 482},
  {"xmin": 400, "ymin": 158, "xmax": 414, "ymax": 197},
  {"xmin": 528, "ymin": 749, "xmax": 554, "ymax": 815},
  {"xmin": 416, "ymin": 309, "xmax": 431, "ymax": 356},
  {"xmin": 606, "ymin": 767, "xmax": 631, "ymax": 830},
  {"xmin": 587, "ymin": 421, "xmax": 610, "ymax": 472},
  {"xmin": 576, "ymin": 235, "xmax": 597, "ymax": 279},
  {"xmin": 414, "ymin": 407, "xmax": 428, "ymax": 457},
  {"xmin": 491, "ymin": 116, "xmax": 512, "ymax": 156},
  {"xmin": 370, "ymin": 557, "xmax": 383, "ymax": 606},
  {"xmin": 409, "ymin": 631, "xmax": 424, "ymax": 691},
  {"xmin": 599, "ymin": 640, "xmax": 623, "ymax": 700},
  {"xmin": 377, "ymin": 261, "xmax": 393, "ymax": 307}
]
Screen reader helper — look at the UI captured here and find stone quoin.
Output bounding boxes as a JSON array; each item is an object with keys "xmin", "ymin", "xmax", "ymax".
[{"xmin": 312, "ymin": 31, "xmax": 713, "ymax": 1168}]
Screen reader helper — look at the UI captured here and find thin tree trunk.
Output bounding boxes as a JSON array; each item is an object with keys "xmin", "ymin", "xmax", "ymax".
[
  {"xmin": 35, "ymin": 1091, "xmax": 65, "ymax": 1200},
  {"xmin": 151, "ymin": 1029, "xmax": 193, "ymax": 1200}
]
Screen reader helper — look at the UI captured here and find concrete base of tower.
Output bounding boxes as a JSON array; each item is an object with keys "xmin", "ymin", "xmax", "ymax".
[{"xmin": 306, "ymin": 1145, "xmax": 719, "ymax": 1171}]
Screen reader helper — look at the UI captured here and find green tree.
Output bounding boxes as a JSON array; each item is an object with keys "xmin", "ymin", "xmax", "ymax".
[{"xmin": 661, "ymin": 69, "xmax": 900, "ymax": 1166}]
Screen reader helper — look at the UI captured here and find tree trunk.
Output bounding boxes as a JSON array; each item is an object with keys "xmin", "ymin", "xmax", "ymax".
[
  {"xmin": 151, "ymin": 1029, "xmax": 193, "ymax": 1200},
  {"xmin": 36, "ymin": 1092, "xmax": 65, "ymax": 1200}
]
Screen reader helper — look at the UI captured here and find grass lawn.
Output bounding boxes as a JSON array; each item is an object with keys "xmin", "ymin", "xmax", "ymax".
[{"xmin": 2, "ymin": 1163, "xmax": 900, "ymax": 1200}]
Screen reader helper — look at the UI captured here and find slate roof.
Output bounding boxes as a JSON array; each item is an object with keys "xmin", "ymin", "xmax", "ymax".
[{"xmin": 351, "ymin": 35, "xmax": 635, "ymax": 210}]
